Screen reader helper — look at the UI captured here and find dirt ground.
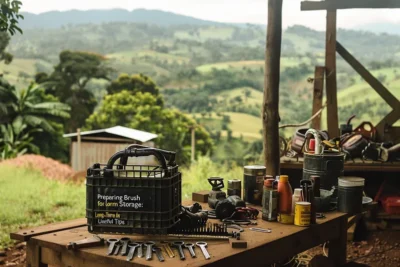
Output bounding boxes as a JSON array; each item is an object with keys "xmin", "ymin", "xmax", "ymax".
[{"xmin": 0, "ymin": 231, "xmax": 399, "ymax": 267}]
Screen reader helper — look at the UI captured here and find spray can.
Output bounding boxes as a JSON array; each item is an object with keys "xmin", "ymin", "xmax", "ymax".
[{"xmin": 262, "ymin": 177, "xmax": 278, "ymax": 221}]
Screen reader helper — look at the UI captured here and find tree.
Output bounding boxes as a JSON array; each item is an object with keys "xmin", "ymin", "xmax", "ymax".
[
  {"xmin": 0, "ymin": 0, "xmax": 24, "ymax": 35},
  {"xmin": 0, "ymin": 79, "xmax": 70, "ymax": 160},
  {"xmin": 85, "ymin": 90, "xmax": 213, "ymax": 165},
  {"xmin": 106, "ymin": 73, "xmax": 163, "ymax": 105},
  {"xmin": 41, "ymin": 50, "xmax": 113, "ymax": 132},
  {"xmin": 0, "ymin": 32, "xmax": 13, "ymax": 65}
]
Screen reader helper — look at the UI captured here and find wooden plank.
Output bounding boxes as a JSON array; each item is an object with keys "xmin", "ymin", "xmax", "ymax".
[
  {"xmin": 263, "ymin": 0, "xmax": 283, "ymax": 177},
  {"xmin": 328, "ymin": 215, "xmax": 347, "ymax": 266},
  {"xmin": 301, "ymin": 0, "xmax": 400, "ymax": 11},
  {"xmin": 325, "ymin": 10, "xmax": 339, "ymax": 138},
  {"xmin": 26, "ymin": 240, "xmax": 47, "ymax": 267},
  {"xmin": 375, "ymin": 109, "xmax": 400, "ymax": 141},
  {"xmin": 10, "ymin": 218, "xmax": 87, "ymax": 241},
  {"xmin": 311, "ymin": 66, "xmax": 325, "ymax": 129},
  {"xmin": 32, "ymin": 211, "xmax": 347, "ymax": 267},
  {"xmin": 336, "ymin": 41, "xmax": 400, "ymax": 110}
]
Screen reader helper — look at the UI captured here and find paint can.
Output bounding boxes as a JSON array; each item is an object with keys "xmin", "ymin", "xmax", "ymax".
[
  {"xmin": 294, "ymin": 202, "xmax": 311, "ymax": 227},
  {"xmin": 244, "ymin": 165, "xmax": 266, "ymax": 205},
  {"xmin": 227, "ymin": 179, "xmax": 242, "ymax": 198},
  {"xmin": 278, "ymin": 213, "xmax": 294, "ymax": 224}
]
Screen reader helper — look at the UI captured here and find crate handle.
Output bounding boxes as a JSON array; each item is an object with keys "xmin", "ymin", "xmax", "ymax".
[{"xmin": 105, "ymin": 147, "xmax": 175, "ymax": 172}]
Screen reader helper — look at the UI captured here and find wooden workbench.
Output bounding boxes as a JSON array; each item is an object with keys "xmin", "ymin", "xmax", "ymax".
[{"xmin": 11, "ymin": 202, "xmax": 348, "ymax": 267}]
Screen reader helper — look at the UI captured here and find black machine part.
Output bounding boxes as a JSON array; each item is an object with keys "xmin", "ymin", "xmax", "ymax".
[
  {"xmin": 215, "ymin": 195, "xmax": 246, "ymax": 220},
  {"xmin": 208, "ymin": 177, "xmax": 227, "ymax": 209}
]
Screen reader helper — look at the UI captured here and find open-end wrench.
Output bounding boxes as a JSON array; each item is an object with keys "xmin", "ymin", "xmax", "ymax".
[
  {"xmin": 126, "ymin": 242, "xmax": 140, "ymax": 261},
  {"xmin": 144, "ymin": 241, "xmax": 156, "ymax": 261},
  {"xmin": 120, "ymin": 237, "xmax": 131, "ymax": 256},
  {"xmin": 113, "ymin": 243, "xmax": 122, "ymax": 255},
  {"xmin": 172, "ymin": 241, "xmax": 186, "ymax": 260},
  {"xmin": 136, "ymin": 242, "xmax": 144, "ymax": 258},
  {"xmin": 106, "ymin": 238, "xmax": 120, "ymax": 255},
  {"xmin": 196, "ymin": 242, "xmax": 210, "ymax": 260},
  {"xmin": 152, "ymin": 247, "xmax": 165, "ymax": 262},
  {"xmin": 184, "ymin": 243, "xmax": 196, "ymax": 258}
]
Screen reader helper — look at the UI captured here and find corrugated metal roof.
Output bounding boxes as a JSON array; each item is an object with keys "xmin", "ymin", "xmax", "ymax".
[{"xmin": 63, "ymin": 126, "xmax": 158, "ymax": 143}]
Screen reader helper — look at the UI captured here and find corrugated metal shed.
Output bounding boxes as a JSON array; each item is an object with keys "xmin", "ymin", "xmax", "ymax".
[
  {"xmin": 63, "ymin": 126, "xmax": 158, "ymax": 143},
  {"xmin": 63, "ymin": 126, "xmax": 158, "ymax": 171}
]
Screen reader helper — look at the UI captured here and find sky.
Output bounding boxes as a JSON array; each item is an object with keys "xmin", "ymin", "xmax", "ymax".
[{"xmin": 21, "ymin": 0, "xmax": 400, "ymax": 30}]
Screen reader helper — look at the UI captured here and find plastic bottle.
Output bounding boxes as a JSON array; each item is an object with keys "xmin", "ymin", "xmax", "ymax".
[
  {"xmin": 277, "ymin": 175, "xmax": 293, "ymax": 214},
  {"xmin": 262, "ymin": 178, "xmax": 278, "ymax": 221},
  {"xmin": 292, "ymin": 188, "xmax": 303, "ymax": 215}
]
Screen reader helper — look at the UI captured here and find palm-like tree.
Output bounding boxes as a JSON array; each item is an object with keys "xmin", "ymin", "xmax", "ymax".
[{"xmin": 0, "ymin": 81, "xmax": 71, "ymax": 132}]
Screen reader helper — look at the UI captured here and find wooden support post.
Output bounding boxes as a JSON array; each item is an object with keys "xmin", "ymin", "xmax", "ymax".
[
  {"xmin": 325, "ymin": 10, "xmax": 339, "ymax": 138},
  {"xmin": 191, "ymin": 127, "xmax": 195, "ymax": 162},
  {"xmin": 311, "ymin": 66, "xmax": 325, "ymax": 130},
  {"xmin": 328, "ymin": 215, "xmax": 347, "ymax": 266},
  {"xmin": 77, "ymin": 128, "xmax": 81, "ymax": 171},
  {"xmin": 263, "ymin": 0, "xmax": 283, "ymax": 177}
]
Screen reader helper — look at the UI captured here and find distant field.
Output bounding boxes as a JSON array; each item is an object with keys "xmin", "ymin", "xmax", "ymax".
[
  {"xmin": 192, "ymin": 111, "xmax": 262, "ymax": 141},
  {"xmin": 196, "ymin": 57, "xmax": 311, "ymax": 73},
  {"xmin": 108, "ymin": 49, "xmax": 190, "ymax": 64},
  {"xmin": 174, "ymin": 27, "xmax": 234, "ymax": 41},
  {"xmin": 215, "ymin": 87, "xmax": 263, "ymax": 105}
]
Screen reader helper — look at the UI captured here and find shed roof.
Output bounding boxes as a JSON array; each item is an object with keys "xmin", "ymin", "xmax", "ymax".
[{"xmin": 63, "ymin": 126, "xmax": 158, "ymax": 143}]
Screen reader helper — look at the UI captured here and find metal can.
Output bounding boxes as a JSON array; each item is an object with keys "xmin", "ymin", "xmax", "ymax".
[
  {"xmin": 227, "ymin": 179, "xmax": 242, "ymax": 198},
  {"xmin": 277, "ymin": 213, "xmax": 294, "ymax": 224},
  {"xmin": 294, "ymin": 202, "xmax": 311, "ymax": 227},
  {"xmin": 244, "ymin": 166, "xmax": 266, "ymax": 205}
]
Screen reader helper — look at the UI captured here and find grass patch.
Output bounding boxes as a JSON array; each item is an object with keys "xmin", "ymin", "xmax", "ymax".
[{"xmin": 0, "ymin": 165, "xmax": 85, "ymax": 248}]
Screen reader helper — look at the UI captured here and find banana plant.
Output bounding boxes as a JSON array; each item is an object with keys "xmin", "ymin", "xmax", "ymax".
[{"xmin": 0, "ymin": 119, "xmax": 41, "ymax": 160}]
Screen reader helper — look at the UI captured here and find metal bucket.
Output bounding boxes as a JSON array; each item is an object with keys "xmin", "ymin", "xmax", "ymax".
[{"xmin": 302, "ymin": 152, "xmax": 344, "ymax": 190}]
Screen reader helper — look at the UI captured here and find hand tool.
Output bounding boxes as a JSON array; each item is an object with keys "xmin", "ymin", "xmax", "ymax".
[
  {"xmin": 106, "ymin": 238, "xmax": 120, "ymax": 255},
  {"xmin": 161, "ymin": 242, "xmax": 175, "ymax": 258},
  {"xmin": 152, "ymin": 247, "xmax": 165, "ymax": 262},
  {"xmin": 171, "ymin": 222, "xmax": 229, "ymax": 236},
  {"xmin": 113, "ymin": 243, "xmax": 122, "ymax": 255},
  {"xmin": 166, "ymin": 234, "xmax": 230, "ymax": 240},
  {"xmin": 119, "ymin": 237, "xmax": 131, "ymax": 256},
  {"xmin": 184, "ymin": 243, "xmax": 196, "ymax": 258},
  {"xmin": 196, "ymin": 242, "xmax": 210, "ymax": 260},
  {"xmin": 231, "ymin": 232, "xmax": 240, "ymax": 240},
  {"xmin": 249, "ymin": 227, "xmax": 272, "ymax": 233},
  {"xmin": 136, "ymin": 241, "xmax": 144, "ymax": 258},
  {"xmin": 172, "ymin": 241, "xmax": 186, "ymax": 260},
  {"xmin": 67, "ymin": 235, "xmax": 104, "ymax": 250},
  {"xmin": 126, "ymin": 242, "xmax": 140, "ymax": 261},
  {"xmin": 144, "ymin": 241, "xmax": 155, "ymax": 261}
]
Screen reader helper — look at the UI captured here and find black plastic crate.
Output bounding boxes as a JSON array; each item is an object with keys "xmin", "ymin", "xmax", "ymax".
[{"xmin": 86, "ymin": 146, "xmax": 181, "ymax": 235}]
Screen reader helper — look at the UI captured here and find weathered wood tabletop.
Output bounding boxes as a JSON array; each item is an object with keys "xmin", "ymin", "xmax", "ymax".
[{"xmin": 11, "ymin": 201, "xmax": 348, "ymax": 267}]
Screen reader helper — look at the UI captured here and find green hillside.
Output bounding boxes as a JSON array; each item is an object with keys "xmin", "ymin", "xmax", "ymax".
[{"xmin": 2, "ymin": 13, "xmax": 400, "ymax": 149}]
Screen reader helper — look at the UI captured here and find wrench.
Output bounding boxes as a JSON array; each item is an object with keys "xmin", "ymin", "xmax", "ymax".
[
  {"xmin": 144, "ymin": 241, "xmax": 156, "ymax": 261},
  {"xmin": 196, "ymin": 242, "xmax": 210, "ymax": 260},
  {"xmin": 136, "ymin": 242, "xmax": 144, "ymax": 258},
  {"xmin": 172, "ymin": 241, "xmax": 186, "ymax": 260},
  {"xmin": 184, "ymin": 243, "xmax": 196, "ymax": 258},
  {"xmin": 113, "ymin": 243, "xmax": 122, "ymax": 255},
  {"xmin": 120, "ymin": 237, "xmax": 131, "ymax": 256},
  {"xmin": 152, "ymin": 247, "xmax": 165, "ymax": 262},
  {"xmin": 106, "ymin": 238, "xmax": 120, "ymax": 255},
  {"xmin": 126, "ymin": 242, "xmax": 140, "ymax": 261}
]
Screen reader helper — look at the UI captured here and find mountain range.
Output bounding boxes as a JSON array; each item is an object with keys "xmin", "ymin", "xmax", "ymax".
[{"xmin": 20, "ymin": 8, "xmax": 399, "ymax": 35}]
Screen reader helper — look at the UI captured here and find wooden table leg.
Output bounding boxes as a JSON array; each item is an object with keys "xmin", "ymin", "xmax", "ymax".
[
  {"xmin": 328, "ymin": 215, "xmax": 347, "ymax": 266},
  {"xmin": 26, "ymin": 240, "xmax": 48, "ymax": 267}
]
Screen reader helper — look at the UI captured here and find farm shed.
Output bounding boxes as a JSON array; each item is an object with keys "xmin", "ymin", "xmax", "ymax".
[{"xmin": 63, "ymin": 126, "xmax": 158, "ymax": 171}]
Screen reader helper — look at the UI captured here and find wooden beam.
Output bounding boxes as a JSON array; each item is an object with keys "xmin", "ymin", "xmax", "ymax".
[
  {"xmin": 375, "ymin": 109, "xmax": 400, "ymax": 141},
  {"xmin": 301, "ymin": 0, "xmax": 400, "ymax": 11},
  {"xmin": 336, "ymin": 41, "xmax": 400, "ymax": 110},
  {"xmin": 311, "ymin": 66, "xmax": 325, "ymax": 130},
  {"xmin": 325, "ymin": 10, "xmax": 339, "ymax": 138},
  {"xmin": 263, "ymin": 0, "xmax": 283, "ymax": 177}
]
